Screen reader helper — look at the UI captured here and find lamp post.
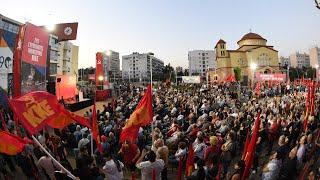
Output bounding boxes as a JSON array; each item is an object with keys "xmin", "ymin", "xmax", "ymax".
[
  {"xmin": 250, "ymin": 63, "xmax": 257, "ymax": 88},
  {"xmin": 315, "ymin": 64, "xmax": 319, "ymax": 82},
  {"xmin": 206, "ymin": 66, "xmax": 209, "ymax": 88},
  {"xmin": 98, "ymin": 75, "xmax": 103, "ymax": 90}
]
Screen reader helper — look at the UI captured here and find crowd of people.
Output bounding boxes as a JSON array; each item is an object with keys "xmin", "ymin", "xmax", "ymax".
[{"xmin": 0, "ymin": 82, "xmax": 319, "ymax": 180}]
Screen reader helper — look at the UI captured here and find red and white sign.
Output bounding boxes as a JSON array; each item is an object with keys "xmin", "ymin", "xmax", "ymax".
[
  {"xmin": 95, "ymin": 52, "xmax": 104, "ymax": 87},
  {"xmin": 88, "ymin": 74, "xmax": 95, "ymax": 80},
  {"xmin": 255, "ymin": 73, "xmax": 286, "ymax": 81},
  {"xmin": 21, "ymin": 23, "xmax": 49, "ymax": 66}
]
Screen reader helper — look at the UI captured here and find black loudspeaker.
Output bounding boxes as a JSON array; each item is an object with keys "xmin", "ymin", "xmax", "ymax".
[
  {"xmin": 57, "ymin": 78, "xmax": 61, "ymax": 83},
  {"xmin": 47, "ymin": 82, "xmax": 56, "ymax": 95}
]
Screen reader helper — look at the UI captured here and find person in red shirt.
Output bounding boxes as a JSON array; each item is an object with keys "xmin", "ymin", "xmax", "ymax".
[
  {"xmin": 204, "ymin": 136, "xmax": 219, "ymax": 165},
  {"xmin": 118, "ymin": 140, "xmax": 141, "ymax": 175},
  {"xmin": 268, "ymin": 118, "xmax": 280, "ymax": 155}
]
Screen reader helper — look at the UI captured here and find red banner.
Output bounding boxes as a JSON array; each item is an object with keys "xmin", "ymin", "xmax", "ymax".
[
  {"xmin": 19, "ymin": 23, "xmax": 49, "ymax": 95},
  {"xmin": 13, "ymin": 25, "xmax": 26, "ymax": 97},
  {"xmin": 88, "ymin": 74, "xmax": 95, "ymax": 80},
  {"xmin": 9, "ymin": 91, "xmax": 91, "ymax": 135},
  {"xmin": 96, "ymin": 52, "xmax": 104, "ymax": 87},
  {"xmin": 255, "ymin": 73, "xmax": 286, "ymax": 81}
]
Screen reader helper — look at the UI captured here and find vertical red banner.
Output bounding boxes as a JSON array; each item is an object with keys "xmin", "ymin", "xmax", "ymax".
[
  {"xmin": 21, "ymin": 23, "xmax": 49, "ymax": 95},
  {"xmin": 13, "ymin": 25, "xmax": 26, "ymax": 97},
  {"xmin": 95, "ymin": 52, "xmax": 104, "ymax": 89}
]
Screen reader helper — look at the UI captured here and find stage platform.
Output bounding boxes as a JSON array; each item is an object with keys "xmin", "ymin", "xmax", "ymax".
[{"xmin": 65, "ymin": 98, "xmax": 94, "ymax": 112}]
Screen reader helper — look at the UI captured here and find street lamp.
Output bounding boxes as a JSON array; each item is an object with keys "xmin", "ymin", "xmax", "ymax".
[
  {"xmin": 250, "ymin": 63, "xmax": 257, "ymax": 88},
  {"xmin": 315, "ymin": 64, "xmax": 319, "ymax": 81},
  {"xmin": 98, "ymin": 76, "xmax": 103, "ymax": 90}
]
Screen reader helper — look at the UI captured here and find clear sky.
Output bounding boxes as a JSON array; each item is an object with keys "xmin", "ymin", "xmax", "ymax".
[{"xmin": 1, "ymin": 0, "xmax": 320, "ymax": 68}]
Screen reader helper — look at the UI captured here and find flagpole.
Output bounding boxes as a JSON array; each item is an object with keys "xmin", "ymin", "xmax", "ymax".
[
  {"xmin": 91, "ymin": 128, "xmax": 94, "ymax": 157},
  {"xmin": 91, "ymin": 92, "xmax": 95, "ymax": 157},
  {"xmin": 31, "ymin": 135, "xmax": 77, "ymax": 180},
  {"xmin": 150, "ymin": 56, "xmax": 154, "ymax": 144}
]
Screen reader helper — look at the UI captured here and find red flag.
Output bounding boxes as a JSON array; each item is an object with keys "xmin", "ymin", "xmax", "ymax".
[
  {"xmin": 177, "ymin": 157, "xmax": 183, "ymax": 180},
  {"xmin": 9, "ymin": 91, "xmax": 91, "ymax": 135},
  {"xmin": 242, "ymin": 129, "xmax": 251, "ymax": 160},
  {"xmin": 310, "ymin": 82, "xmax": 315, "ymax": 115},
  {"xmin": 242, "ymin": 112, "xmax": 261, "ymax": 180},
  {"xmin": 185, "ymin": 144, "xmax": 194, "ymax": 176},
  {"xmin": 304, "ymin": 83, "xmax": 311, "ymax": 131},
  {"xmin": 92, "ymin": 103, "xmax": 102, "ymax": 153},
  {"xmin": 0, "ymin": 130, "xmax": 26, "ymax": 155},
  {"xmin": 50, "ymin": 22, "xmax": 78, "ymax": 41},
  {"xmin": 255, "ymin": 82, "xmax": 261, "ymax": 96},
  {"xmin": 120, "ymin": 85, "xmax": 153, "ymax": 143}
]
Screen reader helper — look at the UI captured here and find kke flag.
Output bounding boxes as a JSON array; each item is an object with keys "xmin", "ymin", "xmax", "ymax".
[
  {"xmin": 92, "ymin": 103, "xmax": 102, "ymax": 153},
  {"xmin": 10, "ymin": 91, "xmax": 91, "ymax": 135},
  {"xmin": 255, "ymin": 82, "xmax": 261, "ymax": 97},
  {"xmin": 242, "ymin": 129, "xmax": 251, "ymax": 160},
  {"xmin": 185, "ymin": 144, "xmax": 194, "ymax": 176},
  {"xmin": 120, "ymin": 85, "xmax": 153, "ymax": 143},
  {"xmin": 242, "ymin": 112, "xmax": 261, "ymax": 180},
  {"xmin": 0, "ymin": 130, "xmax": 26, "ymax": 155}
]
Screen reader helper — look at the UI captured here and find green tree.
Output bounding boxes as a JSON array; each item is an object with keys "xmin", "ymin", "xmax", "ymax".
[
  {"xmin": 289, "ymin": 67, "xmax": 298, "ymax": 81},
  {"xmin": 233, "ymin": 67, "xmax": 242, "ymax": 82},
  {"xmin": 306, "ymin": 68, "xmax": 316, "ymax": 79},
  {"xmin": 162, "ymin": 63, "xmax": 175, "ymax": 82}
]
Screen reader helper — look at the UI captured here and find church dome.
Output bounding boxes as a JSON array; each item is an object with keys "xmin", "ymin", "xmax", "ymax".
[{"xmin": 237, "ymin": 32, "xmax": 267, "ymax": 46}]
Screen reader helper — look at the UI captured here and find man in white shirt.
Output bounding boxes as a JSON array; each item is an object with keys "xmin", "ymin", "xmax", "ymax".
[
  {"xmin": 193, "ymin": 133, "xmax": 206, "ymax": 160},
  {"xmin": 262, "ymin": 152, "xmax": 282, "ymax": 180},
  {"xmin": 78, "ymin": 133, "xmax": 90, "ymax": 149},
  {"xmin": 102, "ymin": 152, "xmax": 124, "ymax": 180},
  {"xmin": 136, "ymin": 149, "xmax": 164, "ymax": 180}
]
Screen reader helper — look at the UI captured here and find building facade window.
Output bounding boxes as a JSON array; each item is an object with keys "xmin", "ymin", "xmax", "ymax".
[{"xmin": 257, "ymin": 53, "xmax": 271, "ymax": 67}]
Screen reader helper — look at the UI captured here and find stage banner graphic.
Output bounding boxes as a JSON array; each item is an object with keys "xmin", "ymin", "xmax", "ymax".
[
  {"xmin": 56, "ymin": 75, "xmax": 77, "ymax": 100},
  {"xmin": 255, "ymin": 73, "xmax": 286, "ymax": 82},
  {"xmin": 9, "ymin": 91, "xmax": 91, "ymax": 135},
  {"xmin": 20, "ymin": 23, "xmax": 49, "ymax": 95},
  {"xmin": 95, "ymin": 52, "xmax": 104, "ymax": 87},
  {"xmin": 182, "ymin": 76, "xmax": 201, "ymax": 83}
]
